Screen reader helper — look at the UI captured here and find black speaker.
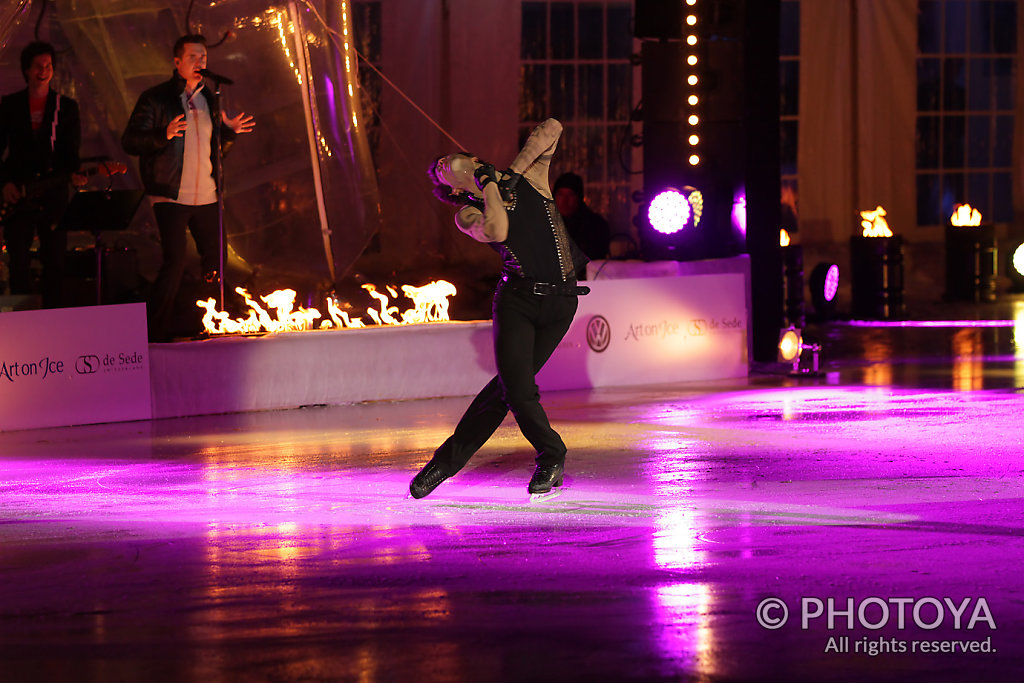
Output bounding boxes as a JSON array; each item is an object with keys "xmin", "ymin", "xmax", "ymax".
[{"xmin": 635, "ymin": 0, "xmax": 683, "ymax": 40}]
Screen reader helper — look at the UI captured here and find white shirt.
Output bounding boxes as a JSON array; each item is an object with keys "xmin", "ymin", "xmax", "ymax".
[{"xmin": 170, "ymin": 85, "xmax": 218, "ymax": 206}]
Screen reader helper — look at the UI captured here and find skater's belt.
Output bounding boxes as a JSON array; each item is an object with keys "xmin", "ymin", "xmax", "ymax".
[{"xmin": 501, "ymin": 275, "xmax": 590, "ymax": 296}]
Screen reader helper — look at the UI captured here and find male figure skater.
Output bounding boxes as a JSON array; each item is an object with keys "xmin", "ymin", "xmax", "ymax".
[{"xmin": 414, "ymin": 118, "xmax": 588, "ymax": 498}]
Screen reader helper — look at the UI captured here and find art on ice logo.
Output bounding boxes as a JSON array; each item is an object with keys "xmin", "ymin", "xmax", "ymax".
[
  {"xmin": 0, "ymin": 356, "xmax": 65, "ymax": 383},
  {"xmin": 755, "ymin": 596, "xmax": 998, "ymax": 656}
]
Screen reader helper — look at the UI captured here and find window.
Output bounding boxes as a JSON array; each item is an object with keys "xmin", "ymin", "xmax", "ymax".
[
  {"xmin": 519, "ymin": 1, "xmax": 634, "ymax": 236},
  {"xmin": 916, "ymin": 0, "xmax": 1016, "ymax": 227}
]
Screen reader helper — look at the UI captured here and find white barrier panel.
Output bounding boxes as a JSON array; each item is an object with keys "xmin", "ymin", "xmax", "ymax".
[
  {"xmin": 150, "ymin": 321, "xmax": 497, "ymax": 419},
  {"xmin": 0, "ymin": 303, "xmax": 151, "ymax": 431},
  {"xmin": 538, "ymin": 273, "xmax": 748, "ymax": 390},
  {"xmin": 150, "ymin": 272, "xmax": 748, "ymax": 420}
]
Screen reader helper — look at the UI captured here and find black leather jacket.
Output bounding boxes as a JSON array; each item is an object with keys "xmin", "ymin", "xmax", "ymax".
[
  {"xmin": 0, "ymin": 88, "xmax": 80, "ymax": 187},
  {"xmin": 121, "ymin": 72, "xmax": 235, "ymax": 200}
]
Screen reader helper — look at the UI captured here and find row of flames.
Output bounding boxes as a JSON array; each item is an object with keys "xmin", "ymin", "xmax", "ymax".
[
  {"xmin": 858, "ymin": 203, "xmax": 982, "ymax": 238},
  {"xmin": 196, "ymin": 280, "xmax": 458, "ymax": 335},
  {"xmin": 782, "ymin": 203, "xmax": 982, "ymax": 246}
]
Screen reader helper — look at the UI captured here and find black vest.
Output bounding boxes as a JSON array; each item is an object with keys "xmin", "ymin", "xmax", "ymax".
[{"xmin": 486, "ymin": 181, "xmax": 581, "ymax": 283}]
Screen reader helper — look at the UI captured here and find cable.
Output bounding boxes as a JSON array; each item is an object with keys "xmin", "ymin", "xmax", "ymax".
[{"xmin": 33, "ymin": 0, "xmax": 47, "ymax": 39}]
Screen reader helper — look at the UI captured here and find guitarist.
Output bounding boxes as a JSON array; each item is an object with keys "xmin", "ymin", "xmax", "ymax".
[{"xmin": 0, "ymin": 41, "xmax": 83, "ymax": 308}]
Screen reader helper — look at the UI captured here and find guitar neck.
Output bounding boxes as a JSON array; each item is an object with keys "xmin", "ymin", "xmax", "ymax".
[{"xmin": 20, "ymin": 165, "xmax": 116, "ymax": 199}]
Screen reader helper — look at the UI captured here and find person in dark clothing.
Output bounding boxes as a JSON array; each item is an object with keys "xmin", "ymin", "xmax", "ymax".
[
  {"xmin": 0, "ymin": 41, "xmax": 82, "ymax": 308},
  {"xmin": 121, "ymin": 34, "xmax": 253, "ymax": 341},
  {"xmin": 411, "ymin": 118, "xmax": 588, "ymax": 498},
  {"xmin": 553, "ymin": 172, "xmax": 611, "ymax": 266}
]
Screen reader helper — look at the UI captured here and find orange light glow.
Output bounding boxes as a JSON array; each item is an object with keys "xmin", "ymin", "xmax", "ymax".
[
  {"xmin": 197, "ymin": 280, "xmax": 458, "ymax": 336},
  {"xmin": 780, "ymin": 229, "xmax": 791, "ymax": 247},
  {"xmin": 860, "ymin": 205, "xmax": 893, "ymax": 238},
  {"xmin": 950, "ymin": 203, "xmax": 982, "ymax": 227}
]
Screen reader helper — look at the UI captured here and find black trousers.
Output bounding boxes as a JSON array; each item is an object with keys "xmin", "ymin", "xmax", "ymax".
[
  {"xmin": 148, "ymin": 201, "xmax": 221, "ymax": 341},
  {"xmin": 433, "ymin": 282, "xmax": 578, "ymax": 474},
  {"xmin": 3, "ymin": 202, "xmax": 66, "ymax": 308}
]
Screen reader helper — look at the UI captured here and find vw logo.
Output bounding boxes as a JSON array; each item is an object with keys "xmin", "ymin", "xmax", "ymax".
[{"xmin": 586, "ymin": 315, "xmax": 610, "ymax": 353}]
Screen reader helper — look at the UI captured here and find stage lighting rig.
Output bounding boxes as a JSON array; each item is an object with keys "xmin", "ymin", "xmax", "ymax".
[
  {"xmin": 777, "ymin": 326, "xmax": 820, "ymax": 375},
  {"xmin": 646, "ymin": 186, "xmax": 704, "ymax": 236}
]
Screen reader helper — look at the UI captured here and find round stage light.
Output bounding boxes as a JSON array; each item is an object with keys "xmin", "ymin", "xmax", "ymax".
[
  {"xmin": 822, "ymin": 264, "xmax": 839, "ymax": 301},
  {"xmin": 648, "ymin": 189, "xmax": 692, "ymax": 235},
  {"xmin": 688, "ymin": 114, "xmax": 699, "ymax": 125},
  {"xmin": 687, "ymin": 35, "xmax": 698, "ymax": 46},
  {"xmin": 777, "ymin": 327, "xmax": 802, "ymax": 363},
  {"xmin": 688, "ymin": 154, "xmax": 700, "ymax": 166},
  {"xmin": 687, "ymin": 55, "xmax": 698, "ymax": 66},
  {"xmin": 809, "ymin": 262, "xmax": 840, "ymax": 320}
]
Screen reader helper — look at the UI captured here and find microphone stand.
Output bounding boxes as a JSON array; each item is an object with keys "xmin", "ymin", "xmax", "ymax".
[{"xmin": 212, "ymin": 78, "xmax": 226, "ymax": 310}]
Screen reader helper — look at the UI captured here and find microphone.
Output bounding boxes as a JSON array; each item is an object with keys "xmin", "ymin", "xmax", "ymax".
[{"xmin": 199, "ymin": 68, "xmax": 234, "ymax": 85}]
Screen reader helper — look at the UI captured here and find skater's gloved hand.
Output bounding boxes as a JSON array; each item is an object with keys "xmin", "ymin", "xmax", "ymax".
[
  {"xmin": 497, "ymin": 170, "xmax": 522, "ymax": 202},
  {"xmin": 474, "ymin": 162, "xmax": 499, "ymax": 191}
]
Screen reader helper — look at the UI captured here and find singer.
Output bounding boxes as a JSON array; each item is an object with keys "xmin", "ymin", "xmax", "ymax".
[{"xmin": 121, "ymin": 34, "xmax": 254, "ymax": 342}]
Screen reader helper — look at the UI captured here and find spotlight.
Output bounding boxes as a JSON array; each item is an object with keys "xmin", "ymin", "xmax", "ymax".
[
  {"xmin": 777, "ymin": 326, "xmax": 821, "ymax": 375},
  {"xmin": 1009, "ymin": 242, "xmax": 1024, "ymax": 293},
  {"xmin": 648, "ymin": 189, "xmax": 691, "ymax": 235},
  {"xmin": 809, "ymin": 262, "xmax": 840, "ymax": 319},
  {"xmin": 638, "ymin": 186, "xmax": 705, "ymax": 259},
  {"xmin": 646, "ymin": 187, "xmax": 704, "ymax": 236},
  {"xmin": 777, "ymin": 327, "xmax": 801, "ymax": 362}
]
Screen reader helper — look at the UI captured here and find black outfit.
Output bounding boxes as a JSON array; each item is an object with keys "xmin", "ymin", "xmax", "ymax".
[
  {"xmin": 0, "ymin": 88, "xmax": 80, "ymax": 307},
  {"xmin": 431, "ymin": 181, "xmax": 586, "ymax": 477},
  {"xmin": 121, "ymin": 72, "xmax": 236, "ymax": 341}
]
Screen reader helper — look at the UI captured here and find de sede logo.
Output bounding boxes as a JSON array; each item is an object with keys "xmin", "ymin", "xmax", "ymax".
[{"xmin": 1, "ymin": 350, "xmax": 145, "ymax": 384}]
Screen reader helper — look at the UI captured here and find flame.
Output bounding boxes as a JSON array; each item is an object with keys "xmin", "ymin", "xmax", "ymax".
[
  {"xmin": 197, "ymin": 280, "xmax": 458, "ymax": 336},
  {"xmin": 779, "ymin": 229, "xmax": 791, "ymax": 247},
  {"xmin": 860, "ymin": 205, "xmax": 893, "ymax": 238},
  {"xmin": 399, "ymin": 280, "xmax": 458, "ymax": 323},
  {"xmin": 950, "ymin": 203, "xmax": 982, "ymax": 227}
]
